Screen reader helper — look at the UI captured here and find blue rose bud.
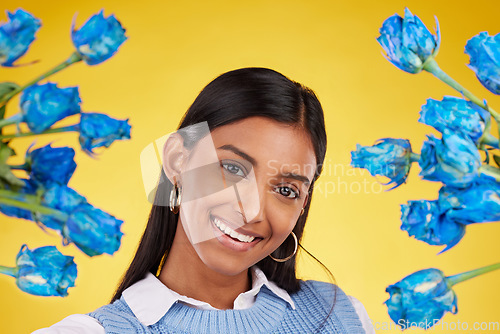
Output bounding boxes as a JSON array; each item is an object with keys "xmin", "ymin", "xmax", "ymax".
[
  {"xmin": 76, "ymin": 112, "xmax": 131, "ymax": 156},
  {"xmin": 0, "ymin": 244, "xmax": 77, "ymax": 297},
  {"xmin": 385, "ymin": 268, "xmax": 457, "ymax": 330},
  {"xmin": 62, "ymin": 203, "xmax": 124, "ymax": 257},
  {"xmin": 377, "ymin": 8, "xmax": 440, "ymax": 74},
  {"xmin": 39, "ymin": 184, "xmax": 87, "ymax": 231},
  {"xmin": 419, "ymin": 97, "xmax": 490, "ymax": 144},
  {"xmin": 72, "ymin": 10, "xmax": 127, "ymax": 65},
  {"xmin": 25, "ymin": 143, "xmax": 77, "ymax": 186},
  {"xmin": 400, "ymin": 200, "xmax": 465, "ymax": 253},
  {"xmin": 419, "ymin": 129, "xmax": 481, "ymax": 188},
  {"xmin": 0, "ymin": 9, "xmax": 41, "ymax": 66},
  {"xmin": 465, "ymin": 32, "xmax": 500, "ymax": 95},
  {"xmin": 34, "ymin": 183, "xmax": 123, "ymax": 256},
  {"xmin": 438, "ymin": 175, "xmax": 500, "ymax": 225},
  {"xmin": 351, "ymin": 138, "xmax": 414, "ymax": 189},
  {"xmin": 19, "ymin": 83, "xmax": 81, "ymax": 133},
  {"xmin": 386, "ymin": 263, "xmax": 500, "ymax": 330},
  {"xmin": 0, "ymin": 178, "xmax": 38, "ymax": 221}
]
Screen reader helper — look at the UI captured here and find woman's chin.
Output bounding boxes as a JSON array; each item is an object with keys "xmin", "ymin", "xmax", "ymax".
[{"xmin": 194, "ymin": 242, "xmax": 253, "ymax": 276}]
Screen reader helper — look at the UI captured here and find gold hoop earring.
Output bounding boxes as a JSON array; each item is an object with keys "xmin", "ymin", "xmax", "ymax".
[
  {"xmin": 169, "ymin": 184, "xmax": 182, "ymax": 214},
  {"xmin": 269, "ymin": 232, "xmax": 298, "ymax": 262},
  {"xmin": 300, "ymin": 207, "xmax": 305, "ymax": 216}
]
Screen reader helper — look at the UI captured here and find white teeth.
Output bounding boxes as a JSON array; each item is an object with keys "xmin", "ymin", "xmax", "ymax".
[
  {"xmin": 229, "ymin": 230, "xmax": 238, "ymax": 238},
  {"xmin": 212, "ymin": 217, "xmax": 255, "ymax": 243},
  {"xmin": 219, "ymin": 222, "xmax": 227, "ymax": 231}
]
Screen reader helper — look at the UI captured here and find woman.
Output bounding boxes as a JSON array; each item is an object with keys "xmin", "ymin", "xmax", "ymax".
[{"xmin": 33, "ymin": 67, "xmax": 375, "ymax": 333}]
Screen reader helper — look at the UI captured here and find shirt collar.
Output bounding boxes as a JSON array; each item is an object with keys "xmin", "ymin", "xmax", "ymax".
[
  {"xmin": 244, "ymin": 266, "xmax": 296, "ymax": 311},
  {"xmin": 122, "ymin": 265, "xmax": 296, "ymax": 326}
]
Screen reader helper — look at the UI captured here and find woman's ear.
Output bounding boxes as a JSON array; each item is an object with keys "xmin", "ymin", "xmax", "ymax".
[{"xmin": 162, "ymin": 133, "xmax": 188, "ymax": 185}]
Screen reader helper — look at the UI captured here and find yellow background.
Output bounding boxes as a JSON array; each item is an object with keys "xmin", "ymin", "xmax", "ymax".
[{"xmin": 1, "ymin": 0, "xmax": 499, "ymax": 333}]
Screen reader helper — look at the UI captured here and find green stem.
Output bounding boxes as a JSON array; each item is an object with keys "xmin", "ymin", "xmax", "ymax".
[
  {"xmin": 0, "ymin": 265, "xmax": 18, "ymax": 277},
  {"xmin": 0, "ymin": 125, "xmax": 76, "ymax": 140},
  {"xmin": 0, "ymin": 113, "xmax": 23, "ymax": 129},
  {"xmin": 446, "ymin": 262, "xmax": 500, "ymax": 287},
  {"xmin": 0, "ymin": 106, "xmax": 5, "ymax": 133},
  {"xmin": 0, "ymin": 192, "xmax": 68, "ymax": 220},
  {"xmin": 410, "ymin": 153, "xmax": 421, "ymax": 163},
  {"xmin": 8, "ymin": 163, "xmax": 28, "ymax": 170},
  {"xmin": 0, "ymin": 189, "xmax": 28, "ymax": 199},
  {"xmin": 477, "ymin": 118, "xmax": 493, "ymax": 151},
  {"xmin": 478, "ymin": 165, "xmax": 500, "ymax": 181},
  {"xmin": 480, "ymin": 133, "xmax": 500, "ymax": 149},
  {"xmin": 423, "ymin": 57, "xmax": 500, "ymax": 122},
  {"xmin": 0, "ymin": 52, "xmax": 83, "ymax": 108}
]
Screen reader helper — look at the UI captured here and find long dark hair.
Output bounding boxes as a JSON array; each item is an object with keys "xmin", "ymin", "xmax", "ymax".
[{"xmin": 111, "ymin": 67, "xmax": 336, "ymax": 330}]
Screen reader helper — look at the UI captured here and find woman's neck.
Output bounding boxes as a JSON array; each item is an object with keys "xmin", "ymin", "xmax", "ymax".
[{"xmin": 158, "ymin": 219, "xmax": 252, "ymax": 310}]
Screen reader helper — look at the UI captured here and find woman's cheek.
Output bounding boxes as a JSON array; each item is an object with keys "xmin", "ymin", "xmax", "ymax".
[
  {"xmin": 179, "ymin": 199, "xmax": 212, "ymax": 245},
  {"xmin": 266, "ymin": 199, "xmax": 301, "ymax": 236}
]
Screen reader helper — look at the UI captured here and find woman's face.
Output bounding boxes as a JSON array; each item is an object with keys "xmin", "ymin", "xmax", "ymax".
[{"xmin": 173, "ymin": 116, "xmax": 316, "ymax": 276}]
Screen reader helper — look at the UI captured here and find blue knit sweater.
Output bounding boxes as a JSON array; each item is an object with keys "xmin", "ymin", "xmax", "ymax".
[{"xmin": 87, "ymin": 280, "xmax": 365, "ymax": 333}]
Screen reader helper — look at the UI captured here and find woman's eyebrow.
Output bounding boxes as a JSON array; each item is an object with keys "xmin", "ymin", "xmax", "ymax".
[
  {"xmin": 279, "ymin": 172, "xmax": 311, "ymax": 186},
  {"xmin": 217, "ymin": 144, "xmax": 257, "ymax": 166}
]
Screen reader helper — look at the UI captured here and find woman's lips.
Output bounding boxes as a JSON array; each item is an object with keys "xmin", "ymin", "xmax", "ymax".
[
  {"xmin": 210, "ymin": 214, "xmax": 264, "ymax": 238},
  {"xmin": 209, "ymin": 214, "xmax": 262, "ymax": 252}
]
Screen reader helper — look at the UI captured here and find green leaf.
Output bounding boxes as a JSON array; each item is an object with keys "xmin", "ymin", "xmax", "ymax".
[
  {"xmin": 493, "ymin": 155, "xmax": 500, "ymax": 168},
  {"xmin": 0, "ymin": 164, "xmax": 25, "ymax": 187},
  {"xmin": 0, "ymin": 141, "xmax": 23, "ymax": 187},
  {"xmin": 0, "ymin": 141, "xmax": 15, "ymax": 164},
  {"xmin": 0, "ymin": 82, "xmax": 20, "ymax": 103}
]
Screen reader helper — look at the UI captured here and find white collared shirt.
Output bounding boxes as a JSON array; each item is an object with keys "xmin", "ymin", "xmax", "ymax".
[{"xmin": 32, "ymin": 266, "xmax": 375, "ymax": 333}]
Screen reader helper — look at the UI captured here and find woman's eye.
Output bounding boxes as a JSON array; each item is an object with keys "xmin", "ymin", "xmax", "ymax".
[
  {"xmin": 221, "ymin": 162, "xmax": 246, "ymax": 177},
  {"xmin": 274, "ymin": 185, "xmax": 299, "ymax": 199}
]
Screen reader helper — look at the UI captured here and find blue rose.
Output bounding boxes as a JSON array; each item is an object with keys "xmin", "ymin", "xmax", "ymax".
[
  {"xmin": 385, "ymin": 268, "xmax": 457, "ymax": 330},
  {"xmin": 72, "ymin": 10, "xmax": 127, "ymax": 65},
  {"xmin": 400, "ymin": 200, "xmax": 465, "ymax": 253},
  {"xmin": 377, "ymin": 8, "xmax": 440, "ymax": 74},
  {"xmin": 419, "ymin": 97, "xmax": 490, "ymax": 144},
  {"xmin": 25, "ymin": 143, "xmax": 77, "ymax": 186},
  {"xmin": 39, "ymin": 184, "xmax": 87, "ymax": 231},
  {"xmin": 0, "ymin": 178, "xmax": 38, "ymax": 221},
  {"xmin": 76, "ymin": 112, "xmax": 131, "ymax": 156},
  {"xmin": 19, "ymin": 83, "xmax": 81, "ymax": 133},
  {"xmin": 13, "ymin": 244, "xmax": 77, "ymax": 296},
  {"xmin": 465, "ymin": 32, "xmax": 500, "ymax": 95},
  {"xmin": 351, "ymin": 138, "xmax": 414, "ymax": 189},
  {"xmin": 419, "ymin": 129, "xmax": 481, "ymax": 188},
  {"xmin": 35, "ymin": 183, "xmax": 123, "ymax": 256},
  {"xmin": 62, "ymin": 203, "xmax": 124, "ymax": 256},
  {"xmin": 0, "ymin": 9, "xmax": 41, "ymax": 66},
  {"xmin": 438, "ymin": 175, "xmax": 500, "ymax": 225}
]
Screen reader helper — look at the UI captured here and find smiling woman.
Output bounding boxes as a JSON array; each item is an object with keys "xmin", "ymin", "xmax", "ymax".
[{"xmin": 32, "ymin": 68, "xmax": 375, "ymax": 333}]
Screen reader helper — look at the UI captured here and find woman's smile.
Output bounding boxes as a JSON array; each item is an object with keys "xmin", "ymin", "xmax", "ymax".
[{"xmin": 209, "ymin": 213, "xmax": 263, "ymax": 251}]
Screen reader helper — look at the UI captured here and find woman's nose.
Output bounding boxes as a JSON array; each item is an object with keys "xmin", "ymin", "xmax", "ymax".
[{"xmin": 232, "ymin": 170, "xmax": 266, "ymax": 224}]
